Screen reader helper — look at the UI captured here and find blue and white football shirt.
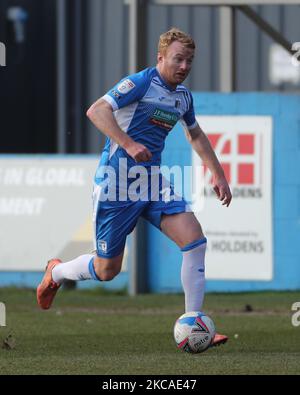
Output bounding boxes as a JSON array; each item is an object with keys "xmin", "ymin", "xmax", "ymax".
[
  {"xmin": 95, "ymin": 67, "xmax": 197, "ymax": 183},
  {"xmin": 92, "ymin": 67, "xmax": 197, "ymax": 257}
]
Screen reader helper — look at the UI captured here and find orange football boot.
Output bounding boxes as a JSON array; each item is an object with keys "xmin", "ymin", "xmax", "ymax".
[
  {"xmin": 211, "ymin": 333, "xmax": 228, "ymax": 347},
  {"xmin": 37, "ymin": 259, "xmax": 62, "ymax": 310}
]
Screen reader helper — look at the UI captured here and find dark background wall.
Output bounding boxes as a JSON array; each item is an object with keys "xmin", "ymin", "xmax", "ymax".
[{"xmin": 0, "ymin": 0, "xmax": 56, "ymax": 153}]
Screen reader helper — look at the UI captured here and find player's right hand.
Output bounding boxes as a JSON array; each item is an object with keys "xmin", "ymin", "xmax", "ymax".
[{"xmin": 124, "ymin": 141, "xmax": 152, "ymax": 163}]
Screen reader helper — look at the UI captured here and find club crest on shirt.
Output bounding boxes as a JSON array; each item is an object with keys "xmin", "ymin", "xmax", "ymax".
[
  {"xmin": 117, "ymin": 79, "xmax": 135, "ymax": 94},
  {"xmin": 175, "ymin": 98, "xmax": 181, "ymax": 108}
]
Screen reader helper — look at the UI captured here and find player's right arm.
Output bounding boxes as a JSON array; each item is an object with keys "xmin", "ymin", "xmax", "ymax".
[
  {"xmin": 87, "ymin": 71, "xmax": 153, "ymax": 163},
  {"xmin": 86, "ymin": 99, "xmax": 152, "ymax": 163}
]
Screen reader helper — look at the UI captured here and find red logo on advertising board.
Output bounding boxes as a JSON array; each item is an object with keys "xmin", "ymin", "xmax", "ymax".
[{"xmin": 206, "ymin": 133, "xmax": 258, "ymax": 185}]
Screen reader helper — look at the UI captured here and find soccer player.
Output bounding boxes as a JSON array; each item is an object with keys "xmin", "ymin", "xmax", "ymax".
[{"xmin": 37, "ymin": 28, "xmax": 232, "ymax": 347}]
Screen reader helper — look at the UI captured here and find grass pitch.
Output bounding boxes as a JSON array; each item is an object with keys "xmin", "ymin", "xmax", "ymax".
[{"xmin": 0, "ymin": 287, "xmax": 299, "ymax": 375}]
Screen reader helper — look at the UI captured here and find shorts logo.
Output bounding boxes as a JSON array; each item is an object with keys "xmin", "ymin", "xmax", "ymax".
[
  {"xmin": 117, "ymin": 79, "xmax": 135, "ymax": 94},
  {"xmin": 98, "ymin": 240, "xmax": 107, "ymax": 253}
]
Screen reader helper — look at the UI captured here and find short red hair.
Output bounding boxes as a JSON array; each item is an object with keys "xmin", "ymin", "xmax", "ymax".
[{"xmin": 158, "ymin": 27, "xmax": 195, "ymax": 55}]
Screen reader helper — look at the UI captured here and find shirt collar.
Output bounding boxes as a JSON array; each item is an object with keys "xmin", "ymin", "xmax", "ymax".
[{"xmin": 155, "ymin": 67, "xmax": 177, "ymax": 92}]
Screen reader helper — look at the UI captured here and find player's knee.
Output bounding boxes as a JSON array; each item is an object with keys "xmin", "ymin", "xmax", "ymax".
[
  {"xmin": 93, "ymin": 262, "xmax": 120, "ymax": 282},
  {"xmin": 99, "ymin": 269, "xmax": 118, "ymax": 282}
]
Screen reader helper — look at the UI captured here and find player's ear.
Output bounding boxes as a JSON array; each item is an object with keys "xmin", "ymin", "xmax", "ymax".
[{"xmin": 157, "ymin": 52, "xmax": 163, "ymax": 64}]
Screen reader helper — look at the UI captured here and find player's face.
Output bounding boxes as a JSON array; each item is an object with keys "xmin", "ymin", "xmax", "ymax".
[{"xmin": 157, "ymin": 41, "xmax": 194, "ymax": 88}]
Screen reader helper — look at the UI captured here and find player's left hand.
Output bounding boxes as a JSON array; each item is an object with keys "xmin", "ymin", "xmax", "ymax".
[{"xmin": 212, "ymin": 175, "xmax": 232, "ymax": 207}]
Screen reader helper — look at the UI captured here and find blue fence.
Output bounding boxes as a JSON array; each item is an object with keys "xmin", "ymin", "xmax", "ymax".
[
  {"xmin": 1, "ymin": 93, "xmax": 299, "ymax": 292},
  {"xmin": 147, "ymin": 93, "xmax": 300, "ymax": 292}
]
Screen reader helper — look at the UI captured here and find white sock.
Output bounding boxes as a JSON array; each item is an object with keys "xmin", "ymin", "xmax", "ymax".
[
  {"xmin": 181, "ymin": 239, "xmax": 207, "ymax": 313},
  {"xmin": 52, "ymin": 254, "xmax": 95, "ymax": 284}
]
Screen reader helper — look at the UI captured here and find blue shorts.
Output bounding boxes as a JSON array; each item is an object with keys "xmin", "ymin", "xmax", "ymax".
[{"xmin": 92, "ymin": 182, "xmax": 190, "ymax": 258}]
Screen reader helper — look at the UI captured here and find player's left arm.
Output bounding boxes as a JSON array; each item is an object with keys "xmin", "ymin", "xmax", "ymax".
[{"xmin": 185, "ymin": 123, "xmax": 232, "ymax": 207}]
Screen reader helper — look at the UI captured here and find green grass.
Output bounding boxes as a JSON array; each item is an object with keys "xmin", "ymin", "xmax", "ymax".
[{"xmin": 0, "ymin": 288, "xmax": 300, "ymax": 375}]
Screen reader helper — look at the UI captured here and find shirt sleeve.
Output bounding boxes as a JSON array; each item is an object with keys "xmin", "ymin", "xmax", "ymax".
[
  {"xmin": 182, "ymin": 91, "xmax": 198, "ymax": 130},
  {"xmin": 102, "ymin": 69, "xmax": 151, "ymax": 111}
]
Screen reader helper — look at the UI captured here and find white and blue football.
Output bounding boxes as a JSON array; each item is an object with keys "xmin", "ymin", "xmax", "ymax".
[{"xmin": 174, "ymin": 311, "xmax": 216, "ymax": 354}]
